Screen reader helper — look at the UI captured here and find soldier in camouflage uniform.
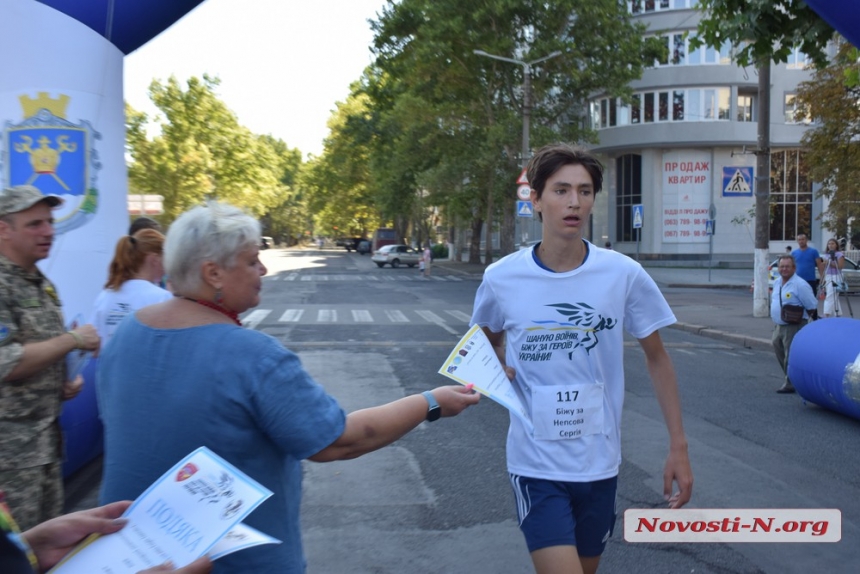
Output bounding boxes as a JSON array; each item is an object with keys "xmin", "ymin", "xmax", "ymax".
[{"xmin": 0, "ymin": 186, "xmax": 100, "ymax": 530}]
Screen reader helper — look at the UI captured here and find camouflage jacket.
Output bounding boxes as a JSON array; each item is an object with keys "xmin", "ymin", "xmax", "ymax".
[{"xmin": 0, "ymin": 254, "xmax": 66, "ymax": 469}]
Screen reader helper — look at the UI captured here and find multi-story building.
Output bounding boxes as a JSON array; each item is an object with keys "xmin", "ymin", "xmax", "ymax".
[{"xmin": 588, "ymin": 0, "xmax": 822, "ymax": 265}]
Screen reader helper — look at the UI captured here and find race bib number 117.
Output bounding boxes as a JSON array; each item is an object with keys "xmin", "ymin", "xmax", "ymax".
[{"xmin": 532, "ymin": 383, "xmax": 604, "ymax": 441}]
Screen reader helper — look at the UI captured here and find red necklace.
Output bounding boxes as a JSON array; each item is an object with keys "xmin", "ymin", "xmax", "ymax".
[{"xmin": 182, "ymin": 296, "xmax": 242, "ymax": 326}]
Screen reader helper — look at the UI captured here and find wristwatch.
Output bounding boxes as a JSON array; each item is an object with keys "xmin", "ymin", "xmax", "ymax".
[{"xmin": 422, "ymin": 391, "xmax": 441, "ymax": 422}]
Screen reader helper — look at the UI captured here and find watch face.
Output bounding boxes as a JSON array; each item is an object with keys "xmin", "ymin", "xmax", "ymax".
[{"xmin": 427, "ymin": 406, "xmax": 442, "ymax": 422}]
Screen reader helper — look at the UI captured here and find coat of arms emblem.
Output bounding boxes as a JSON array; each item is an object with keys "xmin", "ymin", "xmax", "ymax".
[{"xmin": 2, "ymin": 92, "xmax": 101, "ymax": 234}]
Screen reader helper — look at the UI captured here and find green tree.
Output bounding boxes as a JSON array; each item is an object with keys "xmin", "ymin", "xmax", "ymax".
[
  {"xmin": 693, "ymin": 0, "xmax": 837, "ymax": 316},
  {"xmin": 126, "ymin": 75, "xmax": 290, "ymax": 224},
  {"xmin": 257, "ymin": 134, "xmax": 308, "ymax": 246},
  {"xmin": 796, "ymin": 42, "xmax": 860, "ymax": 241},
  {"xmin": 302, "ymin": 85, "xmax": 381, "ymax": 239},
  {"xmin": 692, "ymin": 0, "xmax": 834, "ymax": 68},
  {"xmin": 370, "ymin": 0, "xmax": 661, "ymax": 261}
]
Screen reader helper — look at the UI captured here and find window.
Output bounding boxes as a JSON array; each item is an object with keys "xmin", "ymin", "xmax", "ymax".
[
  {"xmin": 737, "ymin": 94, "xmax": 755, "ymax": 122},
  {"xmin": 673, "ymin": 91, "xmax": 685, "ymax": 120},
  {"xmin": 591, "ymin": 88, "xmax": 731, "ymax": 129},
  {"xmin": 648, "ymin": 32, "xmax": 731, "ymax": 69},
  {"xmin": 784, "ymin": 94, "xmax": 811, "ymax": 124},
  {"xmin": 703, "ymin": 89, "xmax": 716, "ymax": 120},
  {"xmin": 659, "ymin": 92, "xmax": 669, "ymax": 121},
  {"xmin": 658, "ymin": 36, "xmax": 670, "ymax": 66},
  {"xmin": 688, "ymin": 90, "xmax": 701, "ymax": 120},
  {"xmin": 769, "ymin": 150, "xmax": 812, "ymax": 241},
  {"xmin": 630, "ymin": 0, "xmax": 692, "ymax": 13},
  {"xmin": 616, "ymin": 155, "xmax": 642, "ymax": 243},
  {"xmin": 672, "ymin": 34, "xmax": 686, "ymax": 65},
  {"xmin": 644, "ymin": 93, "xmax": 655, "ymax": 123},
  {"xmin": 718, "ymin": 89, "xmax": 731, "ymax": 120},
  {"xmin": 786, "ymin": 48, "xmax": 809, "ymax": 70}
]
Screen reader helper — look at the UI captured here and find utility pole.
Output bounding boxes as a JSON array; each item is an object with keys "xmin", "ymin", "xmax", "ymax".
[
  {"xmin": 753, "ymin": 60, "xmax": 772, "ymax": 317},
  {"xmin": 473, "ymin": 49, "xmax": 562, "ymax": 254}
]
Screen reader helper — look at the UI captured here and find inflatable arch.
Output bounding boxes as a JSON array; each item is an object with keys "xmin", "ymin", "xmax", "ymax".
[
  {"xmin": 788, "ymin": 318, "xmax": 860, "ymax": 420},
  {"xmin": 1, "ymin": 0, "xmax": 203, "ymax": 476}
]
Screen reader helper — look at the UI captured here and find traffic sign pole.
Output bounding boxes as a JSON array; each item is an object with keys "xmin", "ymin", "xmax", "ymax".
[{"xmin": 632, "ymin": 204, "xmax": 643, "ymax": 262}]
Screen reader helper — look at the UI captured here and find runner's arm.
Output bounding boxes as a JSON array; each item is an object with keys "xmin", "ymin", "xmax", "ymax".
[{"xmin": 639, "ymin": 330, "xmax": 693, "ymax": 509}]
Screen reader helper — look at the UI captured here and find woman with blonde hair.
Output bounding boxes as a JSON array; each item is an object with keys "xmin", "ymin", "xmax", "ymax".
[{"xmin": 90, "ymin": 228, "xmax": 173, "ymax": 346}]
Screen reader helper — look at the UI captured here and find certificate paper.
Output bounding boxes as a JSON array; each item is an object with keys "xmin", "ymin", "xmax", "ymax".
[
  {"xmin": 51, "ymin": 447, "xmax": 278, "ymax": 572},
  {"xmin": 438, "ymin": 325, "xmax": 532, "ymax": 431}
]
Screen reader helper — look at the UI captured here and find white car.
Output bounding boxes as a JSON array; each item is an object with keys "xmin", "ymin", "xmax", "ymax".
[{"xmin": 371, "ymin": 244, "xmax": 422, "ymax": 268}]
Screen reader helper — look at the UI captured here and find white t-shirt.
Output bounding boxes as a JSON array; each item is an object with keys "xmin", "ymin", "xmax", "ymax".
[
  {"xmin": 471, "ymin": 242, "xmax": 675, "ymax": 482},
  {"xmin": 91, "ymin": 279, "xmax": 173, "ymax": 347}
]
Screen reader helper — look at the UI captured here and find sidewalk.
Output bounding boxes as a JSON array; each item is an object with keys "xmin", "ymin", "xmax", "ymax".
[{"xmin": 435, "ymin": 259, "xmax": 858, "ymax": 352}]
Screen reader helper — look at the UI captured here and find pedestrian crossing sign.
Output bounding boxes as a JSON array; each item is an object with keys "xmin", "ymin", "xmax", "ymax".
[
  {"xmin": 722, "ymin": 166, "xmax": 753, "ymax": 197},
  {"xmin": 705, "ymin": 219, "xmax": 715, "ymax": 235},
  {"xmin": 632, "ymin": 204, "xmax": 643, "ymax": 229},
  {"xmin": 517, "ymin": 200, "xmax": 533, "ymax": 217}
]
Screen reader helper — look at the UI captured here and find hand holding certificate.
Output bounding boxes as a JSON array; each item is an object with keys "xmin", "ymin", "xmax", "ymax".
[
  {"xmin": 49, "ymin": 447, "xmax": 280, "ymax": 573},
  {"xmin": 438, "ymin": 325, "xmax": 532, "ymax": 432}
]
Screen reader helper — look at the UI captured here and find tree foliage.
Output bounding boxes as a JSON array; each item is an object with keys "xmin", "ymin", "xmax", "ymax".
[
  {"xmin": 795, "ymin": 42, "xmax": 860, "ymax": 238},
  {"xmin": 364, "ymin": 0, "xmax": 661, "ymax": 260},
  {"xmin": 693, "ymin": 0, "xmax": 835, "ymax": 68},
  {"xmin": 126, "ymin": 75, "xmax": 304, "ymax": 240},
  {"xmin": 300, "ymin": 83, "xmax": 381, "ymax": 238}
]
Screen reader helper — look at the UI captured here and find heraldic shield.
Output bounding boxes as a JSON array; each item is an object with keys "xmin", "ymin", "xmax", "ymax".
[{"xmin": 2, "ymin": 93, "xmax": 101, "ymax": 235}]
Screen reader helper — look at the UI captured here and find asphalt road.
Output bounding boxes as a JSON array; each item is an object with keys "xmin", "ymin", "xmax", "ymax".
[{"xmin": 65, "ymin": 247, "xmax": 860, "ymax": 573}]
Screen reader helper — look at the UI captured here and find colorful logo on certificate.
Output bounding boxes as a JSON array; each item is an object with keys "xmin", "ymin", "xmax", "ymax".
[
  {"xmin": 176, "ymin": 463, "xmax": 198, "ymax": 482},
  {"xmin": 2, "ymin": 92, "xmax": 101, "ymax": 235}
]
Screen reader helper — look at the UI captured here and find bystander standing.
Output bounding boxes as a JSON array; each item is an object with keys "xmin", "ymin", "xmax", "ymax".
[
  {"xmin": 771, "ymin": 255, "xmax": 817, "ymax": 394},
  {"xmin": 0, "ymin": 186, "xmax": 100, "ymax": 530},
  {"xmin": 792, "ymin": 233, "xmax": 820, "ymax": 295}
]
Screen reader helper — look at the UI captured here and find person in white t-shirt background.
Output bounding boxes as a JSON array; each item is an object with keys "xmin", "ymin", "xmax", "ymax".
[
  {"xmin": 470, "ymin": 143, "xmax": 693, "ymax": 574},
  {"xmin": 90, "ymin": 229, "xmax": 173, "ymax": 347},
  {"xmin": 422, "ymin": 244, "xmax": 432, "ymax": 278}
]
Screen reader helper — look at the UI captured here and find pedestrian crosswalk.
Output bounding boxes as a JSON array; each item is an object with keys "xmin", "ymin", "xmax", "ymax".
[
  {"xmin": 241, "ymin": 307, "xmax": 474, "ymax": 331},
  {"xmin": 263, "ymin": 273, "xmax": 467, "ymax": 282}
]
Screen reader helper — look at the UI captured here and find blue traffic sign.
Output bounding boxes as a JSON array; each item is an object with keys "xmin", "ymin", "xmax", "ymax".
[
  {"xmin": 705, "ymin": 219, "xmax": 715, "ymax": 235},
  {"xmin": 632, "ymin": 204, "xmax": 644, "ymax": 229},
  {"xmin": 517, "ymin": 201, "xmax": 533, "ymax": 218}
]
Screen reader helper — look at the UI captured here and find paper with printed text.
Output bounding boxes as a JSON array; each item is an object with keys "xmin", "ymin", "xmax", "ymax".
[
  {"xmin": 50, "ymin": 447, "xmax": 279, "ymax": 572},
  {"xmin": 438, "ymin": 325, "xmax": 532, "ymax": 431}
]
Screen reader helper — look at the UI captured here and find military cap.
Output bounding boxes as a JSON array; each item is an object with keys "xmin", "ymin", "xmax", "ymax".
[{"xmin": 0, "ymin": 185, "xmax": 63, "ymax": 217}]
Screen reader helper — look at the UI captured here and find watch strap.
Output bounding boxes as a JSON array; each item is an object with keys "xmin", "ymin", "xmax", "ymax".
[{"xmin": 422, "ymin": 390, "xmax": 441, "ymax": 422}]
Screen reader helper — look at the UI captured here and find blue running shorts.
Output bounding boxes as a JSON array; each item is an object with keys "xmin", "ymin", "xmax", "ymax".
[{"xmin": 509, "ymin": 473, "xmax": 618, "ymax": 556}]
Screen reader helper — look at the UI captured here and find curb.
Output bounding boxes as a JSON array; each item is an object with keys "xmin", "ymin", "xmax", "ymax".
[{"xmin": 670, "ymin": 322, "xmax": 772, "ymax": 351}]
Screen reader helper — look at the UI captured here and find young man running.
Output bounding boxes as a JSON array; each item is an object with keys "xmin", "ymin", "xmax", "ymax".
[{"xmin": 470, "ymin": 143, "xmax": 693, "ymax": 574}]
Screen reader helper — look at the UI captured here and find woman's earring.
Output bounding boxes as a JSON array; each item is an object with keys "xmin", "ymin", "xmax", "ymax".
[{"xmin": 215, "ymin": 289, "xmax": 223, "ymax": 304}]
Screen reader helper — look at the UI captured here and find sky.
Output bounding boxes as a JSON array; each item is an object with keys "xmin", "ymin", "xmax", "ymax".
[{"xmin": 123, "ymin": 0, "xmax": 390, "ymax": 158}]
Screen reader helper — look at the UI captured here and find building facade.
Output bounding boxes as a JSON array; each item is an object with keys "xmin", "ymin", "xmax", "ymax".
[{"xmin": 588, "ymin": 1, "xmax": 824, "ymax": 265}]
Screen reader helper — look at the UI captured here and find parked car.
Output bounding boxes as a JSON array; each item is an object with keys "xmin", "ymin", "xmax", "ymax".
[
  {"xmin": 828, "ymin": 256, "xmax": 860, "ymax": 293},
  {"xmin": 371, "ymin": 244, "xmax": 422, "ymax": 268},
  {"xmin": 343, "ymin": 237, "xmax": 367, "ymax": 252},
  {"xmin": 356, "ymin": 239, "xmax": 371, "ymax": 255}
]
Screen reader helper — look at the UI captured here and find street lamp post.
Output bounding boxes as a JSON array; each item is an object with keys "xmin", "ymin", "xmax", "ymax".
[
  {"xmin": 473, "ymin": 49, "xmax": 563, "ymax": 247},
  {"xmin": 473, "ymin": 49, "xmax": 563, "ymax": 169}
]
